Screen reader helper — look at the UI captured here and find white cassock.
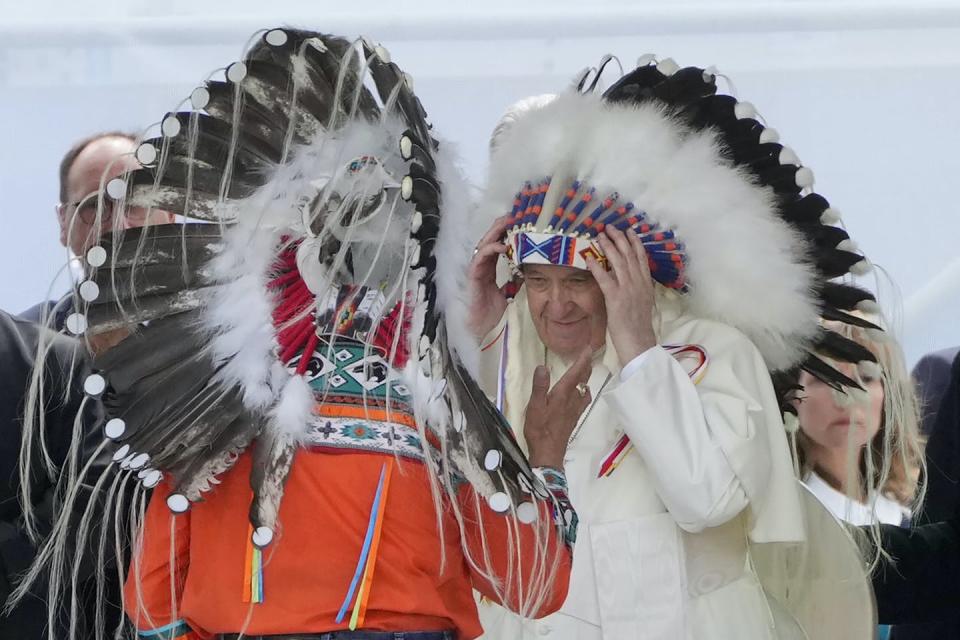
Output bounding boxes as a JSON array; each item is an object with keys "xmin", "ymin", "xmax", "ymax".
[{"xmin": 475, "ymin": 289, "xmax": 870, "ymax": 640}]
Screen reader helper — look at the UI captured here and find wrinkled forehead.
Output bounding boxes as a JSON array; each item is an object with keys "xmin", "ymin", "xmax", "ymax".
[{"xmin": 521, "ymin": 263, "xmax": 592, "ymax": 280}]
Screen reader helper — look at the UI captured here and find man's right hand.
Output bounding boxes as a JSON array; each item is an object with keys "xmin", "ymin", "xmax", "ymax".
[
  {"xmin": 467, "ymin": 215, "xmax": 514, "ymax": 339},
  {"xmin": 523, "ymin": 348, "xmax": 594, "ymax": 469}
]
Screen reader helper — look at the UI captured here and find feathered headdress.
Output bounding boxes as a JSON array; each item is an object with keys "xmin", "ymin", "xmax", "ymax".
[
  {"xmin": 17, "ymin": 27, "xmax": 565, "ymax": 636},
  {"xmin": 484, "ymin": 56, "xmax": 882, "ymax": 396}
]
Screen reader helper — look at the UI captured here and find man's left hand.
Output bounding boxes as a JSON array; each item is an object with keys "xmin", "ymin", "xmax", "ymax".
[{"xmin": 585, "ymin": 226, "xmax": 658, "ymax": 367}]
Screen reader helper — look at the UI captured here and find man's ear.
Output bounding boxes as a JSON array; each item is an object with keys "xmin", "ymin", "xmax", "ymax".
[{"xmin": 56, "ymin": 205, "xmax": 70, "ymax": 248}]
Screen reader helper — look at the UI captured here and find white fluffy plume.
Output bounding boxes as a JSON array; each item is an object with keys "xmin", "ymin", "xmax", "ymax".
[
  {"xmin": 432, "ymin": 138, "xmax": 485, "ymax": 376},
  {"xmin": 204, "ymin": 222, "xmax": 286, "ymax": 409},
  {"xmin": 268, "ymin": 374, "xmax": 316, "ymax": 442}
]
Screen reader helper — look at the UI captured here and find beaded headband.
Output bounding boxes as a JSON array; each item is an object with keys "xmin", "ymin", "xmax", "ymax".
[{"xmin": 504, "ymin": 177, "xmax": 687, "ymax": 290}]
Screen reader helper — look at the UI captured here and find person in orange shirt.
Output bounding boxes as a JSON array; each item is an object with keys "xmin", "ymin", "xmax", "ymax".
[
  {"xmin": 122, "ymin": 266, "xmax": 585, "ymax": 640},
  {"xmin": 14, "ymin": 28, "xmax": 582, "ymax": 640},
  {"xmin": 126, "ymin": 388, "xmax": 582, "ymax": 639}
]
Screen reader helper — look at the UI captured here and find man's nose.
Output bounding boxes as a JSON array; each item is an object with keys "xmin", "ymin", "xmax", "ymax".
[
  {"xmin": 545, "ymin": 287, "xmax": 576, "ymax": 315},
  {"xmin": 546, "ymin": 282, "xmax": 573, "ymax": 304}
]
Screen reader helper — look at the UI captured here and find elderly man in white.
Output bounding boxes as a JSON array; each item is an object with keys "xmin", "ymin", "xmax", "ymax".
[
  {"xmin": 465, "ymin": 56, "xmax": 882, "ymax": 639},
  {"xmin": 469, "ymin": 220, "xmax": 803, "ymax": 639}
]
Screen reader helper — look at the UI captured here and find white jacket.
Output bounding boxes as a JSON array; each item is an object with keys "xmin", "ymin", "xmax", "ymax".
[{"xmin": 477, "ymin": 292, "xmax": 807, "ymax": 640}]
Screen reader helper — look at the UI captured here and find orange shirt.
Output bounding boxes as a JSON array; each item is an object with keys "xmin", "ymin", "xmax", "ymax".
[{"xmin": 125, "ymin": 448, "xmax": 571, "ymax": 639}]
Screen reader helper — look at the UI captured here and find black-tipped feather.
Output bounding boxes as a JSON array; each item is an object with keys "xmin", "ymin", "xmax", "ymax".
[
  {"xmin": 819, "ymin": 282, "xmax": 876, "ymax": 311},
  {"xmin": 807, "ymin": 224, "xmax": 850, "ymax": 251},
  {"xmin": 802, "ymin": 355, "xmax": 862, "ymax": 391},
  {"xmin": 819, "ymin": 307, "xmax": 882, "ymax": 331},
  {"xmin": 816, "ymin": 249, "xmax": 866, "ymax": 279},
  {"xmin": 602, "ymin": 65, "xmax": 667, "ymax": 103},
  {"xmin": 89, "ymin": 263, "xmax": 214, "ymax": 304},
  {"xmin": 363, "ymin": 43, "xmax": 432, "ymax": 146},
  {"xmin": 653, "ymin": 67, "xmax": 718, "ymax": 105},
  {"xmin": 447, "ymin": 350, "xmax": 535, "ymax": 506},
  {"xmin": 102, "ymin": 354, "xmax": 220, "ymax": 443},
  {"xmin": 201, "ymin": 81, "xmax": 290, "ymax": 141},
  {"xmin": 784, "ymin": 193, "xmax": 831, "ymax": 225},
  {"xmin": 815, "ymin": 329, "xmax": 878, "ymax": 364},
  {"xmin": 594, "ymin": 60, "xmax": 885, "ymax": 408}
]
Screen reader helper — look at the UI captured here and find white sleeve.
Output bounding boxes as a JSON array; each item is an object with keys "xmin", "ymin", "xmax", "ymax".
[
  {"xmin": 603, "ymin": 341, "xmax": 770, "ymax": 533},
  {"xmin": 618, "ymin": 347, "xmax": 656, "ymax": 382}
]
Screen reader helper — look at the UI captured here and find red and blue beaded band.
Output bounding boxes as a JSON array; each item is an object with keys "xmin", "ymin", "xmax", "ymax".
[{"xmin": 504, "ymin": 177, "xmax": 688, "ymax": 291}]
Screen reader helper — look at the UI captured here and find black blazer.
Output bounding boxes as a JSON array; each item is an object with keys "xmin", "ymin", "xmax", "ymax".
[
  {"xmin": 0, "ymin": 310, "xmax": 124, "ymax": 638},
  {"xmin": 873, "ymin": 514, "xmax": 960, "ymax": 625},
  {"xmin": 917, "ymin": 350, "xmax": 960, "ymax": 525},
  {"xmin": 884, "ymin": 350, "xmax": 960, "ymax": 638}
]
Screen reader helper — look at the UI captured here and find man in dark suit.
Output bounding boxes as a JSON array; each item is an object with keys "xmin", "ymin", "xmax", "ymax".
[
  {"xmin": 21, "ymin": 131, "xmax": 174, "ymax": 330},
  {"xmin": 0, "ymin": 310, "xmax": 123, "ymax": 638},
  {"xmin": 873, "ymin": 511, "xmax": 960, "ymax": 625},
  {"xmin": 913, "ymin": 347, "xmax": 960, "ymax": 437},
  {"xmin": 916, "ymin": 349, "xmax": 960, "ymax": 524},
  {"xmin": 887, "ymin": 348, "xmax": 960, "ymax": 638}
]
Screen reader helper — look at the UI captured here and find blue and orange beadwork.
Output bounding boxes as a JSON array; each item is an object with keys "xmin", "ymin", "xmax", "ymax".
[{"xmin": 505, "ymin": 178, "xmax": 688, "ymax": 290}]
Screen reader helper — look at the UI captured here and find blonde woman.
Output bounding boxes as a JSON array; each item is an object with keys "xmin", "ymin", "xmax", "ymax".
[{"xmin": 795, "ymin": 315, "xmax": 924, "ymax": 527}]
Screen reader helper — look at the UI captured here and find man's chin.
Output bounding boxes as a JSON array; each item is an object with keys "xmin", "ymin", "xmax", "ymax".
[{"xmin": 543, "ymin": 335, "xmax": 588, "ymax": 359}]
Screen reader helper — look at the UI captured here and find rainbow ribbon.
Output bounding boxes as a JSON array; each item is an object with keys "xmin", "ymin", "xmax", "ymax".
[
  {"xmin": 598, "ymin": 344, "xmax": 710, "ymax": 478},
  {"xmin": 336, "ymin": 459, "xmax": 394, "ymax": 629},
  {"xmin": 136, "ymin": 620, "xmax": 192, "ymax": 639},
  {"xmin": 243, "ymin": 527, "xmax": 265, "ymax": 604}
]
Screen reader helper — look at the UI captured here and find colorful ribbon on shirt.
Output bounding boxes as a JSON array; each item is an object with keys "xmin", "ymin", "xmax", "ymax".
[
  {"xmin": 598, "ymin": 344, "xmax": 710, "ymax": 478},
  {"xmin": 336, "ymin": 458, "xmax": 394, "ymax": 629},
  {"xmin": 136, "ymin": 620, "xmax": 192, "ymax": 639},
  {"xmin": 242, "ymin": 529, "xmax": 265, "ymax": 604}
]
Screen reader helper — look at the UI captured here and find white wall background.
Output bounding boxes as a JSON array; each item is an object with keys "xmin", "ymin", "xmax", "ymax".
[{"xmin": 2, "ymin": 0, "xmax": 959, "ymax": 364}]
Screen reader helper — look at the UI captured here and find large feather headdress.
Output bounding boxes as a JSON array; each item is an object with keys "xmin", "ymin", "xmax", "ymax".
[
  {"xmin": 17, "ymin": 27, "xmax": 564, "ymax": 636},
  {"xmin": 483, "ymin": 56, "xmax": 882, "ymax": 397}
]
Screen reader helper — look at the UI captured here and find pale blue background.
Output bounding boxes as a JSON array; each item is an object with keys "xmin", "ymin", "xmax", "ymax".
[{"xmin": 2, "ymin": 0, "xmax": 959, "ymax": 363}]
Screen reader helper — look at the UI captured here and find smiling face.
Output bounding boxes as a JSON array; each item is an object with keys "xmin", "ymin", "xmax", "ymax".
[
  {"xmin": 797, "ymin": 362, "xmax": 884, "ymax": 457},
  {"xmin": 522, "ymin": 263, "xmax": 607, "ymax": 360}
]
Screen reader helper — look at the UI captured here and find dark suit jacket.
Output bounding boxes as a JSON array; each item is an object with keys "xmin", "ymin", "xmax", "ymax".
[
  {"xmin": 917, "ymin": 349, "xmax": 960, "ymax": 524},
  {"xmin": 912, "ymin": 347, "xmax": 960, "ymax": 437},
  {"xmin": 889, "ymin": 349, "xmax": 960, "ymax": 638},
  {"xmin": 874, "ymin": 514, "xmax": 960, "ymax": 625},
  {"xmin": 0, "ymin": 310, "xmax": 124, "ymax": 638},
  {"xmin": 18, "ymin": 296, "xmax": 73, "ymax": 333}
]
